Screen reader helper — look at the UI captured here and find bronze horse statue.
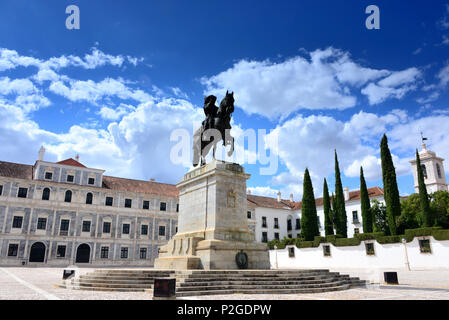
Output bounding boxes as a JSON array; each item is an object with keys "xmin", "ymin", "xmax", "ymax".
[{"xmin": 193, "ymin": 91, "xmax": 235, "ymax": 167}]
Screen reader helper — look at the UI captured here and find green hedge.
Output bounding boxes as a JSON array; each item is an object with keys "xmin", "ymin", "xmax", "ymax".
[
  {"xmin": 432, "ymin": 229, "xmax": 449, "ymax": 241},
  {"xmin": 404, "ymin": 227, "xmax": 443, "ymax": 242},
  {"xmin": 355, "ymin": 232, "xmax": 384, "ymax": 241},
  {"xmin": 375, "ymin": 235, "xmax": 402, "ymax": 244},
  {"xmin": 335, "ymin": 237, "xmax": 361, "ymax": 247}
]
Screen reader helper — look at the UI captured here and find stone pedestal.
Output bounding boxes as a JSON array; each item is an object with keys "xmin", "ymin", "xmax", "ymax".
[{"xmin": 154, "ymin": 160, "xmax": 269, "ymax": 270}]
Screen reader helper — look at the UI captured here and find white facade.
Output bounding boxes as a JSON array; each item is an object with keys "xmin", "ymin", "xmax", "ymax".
[
  {"xmin": 410, "ymin": 143, "xmax": 448, "ymax": 194},
  {"xmin": 269, "ymin": 236, "xmax": 449, "ymax": 271},
  {"xmin": 0, "ymin": 154, "xmax": 178, "ymax": 267}
]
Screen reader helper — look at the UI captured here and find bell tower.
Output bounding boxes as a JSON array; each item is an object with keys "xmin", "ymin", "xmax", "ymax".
[{"xmin": 410, "ymin": 136, "xmax": 448, "ymax": 194}]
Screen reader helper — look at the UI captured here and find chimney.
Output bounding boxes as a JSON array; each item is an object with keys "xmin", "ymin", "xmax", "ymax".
[
  {"xmin": 75, "ymin": 154, "xmax": 80, "ymax": 162},
  {"xmin": 290, "ymin": 193, "xmax": 294, "ymax": 202},
  {"xmin": 344, "ymin": 187, "xmax": 350, "ymax": 201},
  {"xmin": 38, "ymin": 146, "xmax": 45, "ymax": 161},
  {"xmin": 247, "ymin": 189, "xmax": 251, "ymax": 195},
  {"xmin": 277, "ymin": 191, "xmax": 281, "ymax": 202}
]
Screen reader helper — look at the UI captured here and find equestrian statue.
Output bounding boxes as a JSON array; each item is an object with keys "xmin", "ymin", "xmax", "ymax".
[{"xmin": 193, "ymin": 91, "xmax": 235, "ymax": 167}]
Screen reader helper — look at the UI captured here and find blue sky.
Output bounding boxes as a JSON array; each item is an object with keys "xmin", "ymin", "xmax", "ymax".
[{"xmin": 0, "ymin": 0, "xmax": 448, "ymax": 199}]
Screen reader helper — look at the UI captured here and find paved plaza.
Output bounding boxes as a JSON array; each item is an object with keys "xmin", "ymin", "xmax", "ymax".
[{"xmin": 1, "ymin": 267, "xmax": 449, "ymax": 300}]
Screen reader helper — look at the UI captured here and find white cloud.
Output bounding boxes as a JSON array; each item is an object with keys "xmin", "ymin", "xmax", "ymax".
[
  {"xmin": 0, "ymin": 47, "xmax": 143, "ymax": 74},
  {"xmin": 202, "ymin": 48, "xmax": 421, "ymax": 119},
  {"xmin": 0, "ymin": 97, "xmax": 204, "ymax": 183},
  {"xmin": 361, "ymin": 68, "xmax": 421, "ymax": 105},
  {"xmin": 98, "ymin": 104, "xmax": 135, "ymax": 121},
  {"xmin": 49, "ymin": 78, "xmax": 152, "ymax": 104},
  {"xmin": 437, "ymin": 64, "xmax": 449, "ymax": 87}
]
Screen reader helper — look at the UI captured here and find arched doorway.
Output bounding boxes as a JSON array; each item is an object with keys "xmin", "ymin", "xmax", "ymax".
[
  {"xmin": 75, "ymin": 244, "xmax": 90, "ymax": 263},
  {"xmin": 29, "ymin": 242, "xmax": 46, "ymax": 263}
]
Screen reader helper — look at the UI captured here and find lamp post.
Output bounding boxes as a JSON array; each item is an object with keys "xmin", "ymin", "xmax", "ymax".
[
  {"xmin": 274, "ymin": 245, "xmax": 278, "ymax": 269},
  {"xmin": 402, "ymin": 238, "xmax": 411, "ymax": 271}
]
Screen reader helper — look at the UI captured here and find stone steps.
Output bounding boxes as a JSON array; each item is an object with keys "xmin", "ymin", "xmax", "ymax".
[
  {"xmin": 173, "ymin": 285, "xmax": 351, "ymax": 297},
  {"xmin": 64, "ymin": 269, "xmax": 367, "ymax": 296}
]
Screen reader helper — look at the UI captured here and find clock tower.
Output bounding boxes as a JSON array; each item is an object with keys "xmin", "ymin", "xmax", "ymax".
[{"xmin": 410, "ymin": 141, "xmax": 448, "ymax": 194}]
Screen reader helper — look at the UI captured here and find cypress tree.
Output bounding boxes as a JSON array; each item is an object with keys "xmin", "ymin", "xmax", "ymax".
[
  {"xmin": 380, "ymin": 134, "xmax": 401, "ymax": 235},
  {"xmin": 323, "ymin": 178, "xmax": 334, "ymax": 236},
  {"xmin": 300, "ymin": 168, "xmax": 320, "ymax": 241},
  {"xmin": 360, "ymin": 166, "xmax": 373, "ymax": 233},
  {"xmin": 415, "ymin": 149, "xmax": 432, "ymax": 227},
  {"xmin": 331, "ymin": 193, "xmax": 337, "ymax": 231},
  {"xmin": 334, "ymin": 150, "xmax": 348, "ymax": 238}
]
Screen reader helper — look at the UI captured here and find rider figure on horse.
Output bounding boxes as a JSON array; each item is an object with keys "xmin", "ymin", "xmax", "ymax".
[{"xmin": 202, "ymin": 95, "xmax": 218, "ymax": 131}]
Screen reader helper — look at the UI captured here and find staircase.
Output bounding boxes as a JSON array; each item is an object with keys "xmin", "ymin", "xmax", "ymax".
[{"xmin": 61, "ymin": 269, "xmax": 367, "ymax": 296}]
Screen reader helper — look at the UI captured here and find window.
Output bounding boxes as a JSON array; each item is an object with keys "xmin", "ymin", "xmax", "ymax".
[
  {"xmin": 60, "ymin": 219, "xmax": 70, "ymax": 236},
  {"xmin": 141, "ymin": 225, "xmax": 148, "ymax": 235},
  {"xmin": 140, "ymin": 248, "xmax": 147, "ymax": 259},
  {"xmin": 37, "ymin": 218, "xmax": 47, "ymax": 230},
  {"xmin": 419, "ymin": 239, "xmax": 431, "ymax": 253},
  {"xmin": 88, "ymin": 177, "xmax": 95, "ymax": 185},
  {"xmin": 64, "ymin": 190, "xmax": 72, "ymax": 203},
  {"xmin": 274, "ymin": 232, "xmax": 280, "ymax": 240},
  {"xmin": 18, "ymin": 187, "xmax": 28, "ymax": 198},
  {"xmin": 45, "ymin": 172, "xmax": 53, "ymax": 180},
  {"xmin": 288, "ymin": 234, "xmax": 292, "ymax": 239},
  {"xmin": 354, "ymin": 228, "xmax": 360, "ymax": 234},
  {"xmin": 317, "ymin": 218, "xmax": 321, "ymax": 229},
  {"xmin": 176, "ymin": 204, "xmax": 179, "ymax": 212},
  {"xmin": 288, "ymin": 247, "xmax": 295, "ymax": 258},
  {"xmin": 323, "ymin": 245, "xmax": 331, "ymax": 257},
  {"xmin": 295, "ymin": 218, "xmax": 301, "ymax": 230},
  {"xmin": 105, "ymin": 196, "xmax": 113, "ymax": 206},
  {"xmin": 8, "ymin": 244, "xmax": 18, "ymax": 257},
  {"xmin": 67, "ymin": 175, "xmax": 74, "ymax": 183},
  {"xmin": 82, "ymin": 221, "xmax": 91, "ymax": 232},
  {"xmin": 143, "ymin": 200, "xmax": 150, "ymax": 210},
  {"xmin": 247, "ymin": 211, "xmax": 252, "ymax": 219},
  {"xmin": 57, "ymin": 245, "xmax": 66, "ymax": 258},
  {"xmin": 42, "ymin": 188, "xmax": 50, "ymax": 201},
  {"xmin": 0, "ymin": 185, "xmax": 3, "ymax": 196},
  {"xmin": 262, "ymin": 217, "xmax": 267, "ymax": 228},
  {"xmin": 274, "ymin": 218, "xmax": 279, "ymax": 229},
  {"xmin": 437, "ymin": 164, "xmax": 442, "ymax": 179},
  {"xmin": 352, "ymin": 211, "xmax": 359, "ymax": 223},
  {"xmin": 12, "ymin": 216, "xmax": 23, "ymax": 229},
  {"xmin": 120, "ymin": 247, "xmax": 128, "ymax": 259},
  {"xmin": 421, "ymin": 164, "xmax": 427, "ymax": 179},
  {"xmin": 262, "ymin": 232, "xmax": 268, "ymax": 243},
  {"xmin": 287, "ymin": 219, "xmax": 292, "ymax": 231},
  {"xmin": 160, "ymin": 202, "xmax": 166, "ymax": 211},
  {"xmin": 101, "ymin": 247, "xmax": 109, "ymax": 259},
  {"xmin": 122, "ymin": 224, "xmax": 130, "ymax": 234},
  {"xmin": 103, "ymin": 222, "xmax": 111, "ymax": 233},
  {"xmin": 125, "ymin": 198, "xmax": 132, "ymax": 208},
  {"xmin": 86, "ymin": 193, "xmax": 93, "ymax": 205},
  {"xmin": 159, "ymin": 226, "xmax": 166, "ymax": 236},
  {"xmin": 365, "ymin": 243, "xmax": 375, "ymax": 256}
]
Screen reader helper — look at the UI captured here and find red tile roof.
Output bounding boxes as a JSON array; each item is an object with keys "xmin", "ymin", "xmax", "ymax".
[
  {"xmin": 102, "ymin": 176, "xmax": 178, "ymax": 197},
  {"xmin": 56, "ymin": 158, "xmax": 87, "ymax": 168},
  {"xmin": 0, "ymin": 161, "xmax": 33, "ymax": 180},
  {"xmin": 0, "ymin": 160, "xmax": 178, "ymax": 198},
  {"xmin": 247, "ymin": 194, "xmax": 294, "ymax": 210}
]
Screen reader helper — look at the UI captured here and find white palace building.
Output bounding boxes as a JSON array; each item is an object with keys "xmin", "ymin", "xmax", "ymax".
[{"xmin": 0, "ymin": 143, "xmax": 447, "ymax": 266}]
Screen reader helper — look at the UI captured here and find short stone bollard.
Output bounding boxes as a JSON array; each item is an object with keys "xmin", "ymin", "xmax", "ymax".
[
  {"xmin": 153, "ymin": 278, "xmax": 176, "ymax": 300},
  {"xmin": 63, "ymin": 269, "xmax": 75, "ymax": 280},
  {"xmin": 384, "ymin": 272, "xmax": 399, "ymax": 285}
]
